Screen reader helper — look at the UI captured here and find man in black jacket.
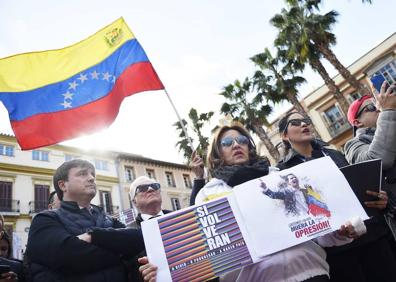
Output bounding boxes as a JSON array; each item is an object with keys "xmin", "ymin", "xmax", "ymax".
[
  {"xmin": 122, "ymin": 176, "xmax": 172, "ymax": 281},
  {"xmin": 128, "ymin": 176, "xmax": 172, "ymax": 228},
  {"xmin": 26, "ymin": 159, "xmax": 144, "ymax": 282}
]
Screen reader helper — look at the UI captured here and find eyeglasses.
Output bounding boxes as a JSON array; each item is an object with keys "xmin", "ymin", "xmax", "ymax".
[
  {"xmin": 220, "ymin": 135, "xmax": 249, "ymax": 147},
  {"xmin": 284, "ymin": 118, "xmax": 312, "ymax": 131},
  {"xmin": 135, "ymin": 183, "xmax": 161, "ymax": 194},
  {"xmin": 356, "ymin": 104, "xmax": 377, "ymax": 118}
]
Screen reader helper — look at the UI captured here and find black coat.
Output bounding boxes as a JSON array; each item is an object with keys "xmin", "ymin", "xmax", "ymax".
[
  {"xmin": 277, "ymin": 139, "xmax": 349, "ymax": 170},
  {"xmin": 26, "ymin": 201, "xmax": 136, "ymax": 282},
  {"xmin": 122, "ymin": 210, "xmax": 172, "ymax": 282}
]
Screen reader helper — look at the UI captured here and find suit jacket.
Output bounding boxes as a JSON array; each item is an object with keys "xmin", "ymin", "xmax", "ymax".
[
  {"xmin": 125, "ymin": 210, "xmax": 172, "ymax": 282},
  {"xmin": 127, "ymin": 210, "xmax": 172, "ymax": 229}
]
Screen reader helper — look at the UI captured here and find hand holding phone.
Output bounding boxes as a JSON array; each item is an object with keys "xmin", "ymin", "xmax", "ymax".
[
  {"xmin": 370, "ymin": 74, "xmax": 387, "ymax": 94},
  {"xmin": 0, "ymin": 265, "xmax": 11, "ymax": 275}
]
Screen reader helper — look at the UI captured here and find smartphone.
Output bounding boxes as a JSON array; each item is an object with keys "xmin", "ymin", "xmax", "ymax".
[
  {"xmin": 370, "ymin": 74, "xmax": 386, "ymax": 93},
  {"xmin": 370, "ymin": 74, "xmax": 390, "ymax": 94},
  {"xmin": 0, "ymin": 265, "xmax": 11, "ymax": 274}
]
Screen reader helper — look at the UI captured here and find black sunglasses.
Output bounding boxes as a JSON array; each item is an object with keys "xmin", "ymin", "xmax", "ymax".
[
  {"xmin": 284, "ymin": 118, "xmax": 312, "ymax": 132},
  {"xmin": 356, "ymin": 104, "xmax": 377, "ymax": 118},
  {"xmin": 220, "ymin": 135, "xmax": 249, "ymax": 147},
  {"xmin": 135, "ymin": 183, "xmax": 161, "ymax": 194}
]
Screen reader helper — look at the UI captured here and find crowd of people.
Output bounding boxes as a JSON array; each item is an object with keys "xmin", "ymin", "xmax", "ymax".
[{"xmin": 0, "ymin": 81, "xmax": 395, "ymax": 281}]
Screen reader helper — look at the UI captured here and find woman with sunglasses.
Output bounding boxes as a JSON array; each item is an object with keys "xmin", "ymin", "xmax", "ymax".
[
  {"xmin": 193, "ymin": 122, "xmax": 361, "ymax": 282},
  {"xmin": 194, "ymin": 122, "xmax": 270, "ymax": 204},
  {"xmin": 277, "ymin": 111, "xmax": 395, "ymax": 282}
]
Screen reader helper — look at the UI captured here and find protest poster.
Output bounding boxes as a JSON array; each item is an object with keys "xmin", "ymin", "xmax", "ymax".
[
  {"xmin": 232, "ymin": 156, "xmax": 368, "ymax": 256},
  {"xmin": 142, "ymin": 157, "xmax": 368, "ymax": 281},
  {"xmin": 142, "ymin": 196, "xmax": 255, "ymax": 282}
]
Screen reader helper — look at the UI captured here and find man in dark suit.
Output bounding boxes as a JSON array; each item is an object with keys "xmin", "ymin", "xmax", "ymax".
[
  {"xmin": 128, "ymin": 176, "xmax": 171, "ymax": 228},
  {"xmin": 126, "ymin": 176, "xmax": 171, "ymax": 281}
]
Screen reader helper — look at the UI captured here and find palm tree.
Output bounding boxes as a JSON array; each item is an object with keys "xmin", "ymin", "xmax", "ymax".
[
  {"xmin": 220, "ymin": 78, "xmax": 280, "ymax": 161},
  {"xmin": 174, "ymin": 119, "xmax": 193, "ymax": 163},
  {"xmin": 298, "ymin": 0, "xmax": 370, "ymax": 95},
  {"xmin": 173, "ymin": 108, "xmax": 213, "ymax": 163},
  {"xmin": 251, "ymin": 48, "xmax": 321, "ymax": 138},
  {"xmin": 271, "ymin": 1, "xmax": 350, "ymax": 115}
]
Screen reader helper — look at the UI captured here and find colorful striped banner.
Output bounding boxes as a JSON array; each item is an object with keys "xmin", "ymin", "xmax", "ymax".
[{"xmin": 157, "ymin": 197, "xmax": 253, "ymax": 281}]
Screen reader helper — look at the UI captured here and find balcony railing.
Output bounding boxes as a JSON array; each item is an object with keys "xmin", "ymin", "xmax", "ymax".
[
  {"xmin": 327, "ymin": 118, "xmax": 352, "ymax": 138},
  {"xmin": 29, "ymin": 201, "xmax": 48, "ymax": 214},
  {"xmin": 0, "ymin": 199, "xmax": 20, "ymax": 213}
]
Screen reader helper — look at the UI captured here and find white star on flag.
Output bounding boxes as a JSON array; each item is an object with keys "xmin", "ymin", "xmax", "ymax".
[
  {"xmin": 60, "ymin": 101, "xmax": 72, "ymax": 108},
  {"xmin": 91, "ymin": 70, "xmax": 100, "ymax": 79},
  {"xmin": 68, "ymin": 81, "xmax": 78, "ymax": 90},
  {"xmin": 102, "ymin": 72, "xmax": 111, "ymax": 81},
  {"xmin": 62, "ymin": 91, "xmax": 74, "ymax": 100},
  {"xmin": 77, "ymin": 73, "xmax": 88, "ymax": 83}
]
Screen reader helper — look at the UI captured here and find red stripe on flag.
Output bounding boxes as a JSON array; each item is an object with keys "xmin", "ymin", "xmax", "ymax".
[{"xmin": 11, "ymin": 62, "xmax": 164, "ymax": 150}]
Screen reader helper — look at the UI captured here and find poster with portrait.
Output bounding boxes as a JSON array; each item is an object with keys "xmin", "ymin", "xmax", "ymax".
[
  {"xmin": 142, "ymin": 157, "xmax": 368, "ymax": 281},
  {"xmin": 232, "ymin": 156, "xmax": 369, "ymax": 257}
]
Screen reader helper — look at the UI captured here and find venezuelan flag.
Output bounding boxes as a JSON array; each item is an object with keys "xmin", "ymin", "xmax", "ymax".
[
  {"xmin": 306, "ymin": 187, "xmax": 331, "ymax": 217},
  {"xmin": 0, "ymin": 18, "xmax": 164, "ymax": 150}
]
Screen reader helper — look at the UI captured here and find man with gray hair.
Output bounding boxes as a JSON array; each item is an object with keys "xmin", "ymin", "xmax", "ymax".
[
  {"xmin": 128, "ymin": 176, "xmax": 171, "ymax": 228},
  {"xmin": 126, "ymin": 176, "xmax": 171, "ymax": 281}
]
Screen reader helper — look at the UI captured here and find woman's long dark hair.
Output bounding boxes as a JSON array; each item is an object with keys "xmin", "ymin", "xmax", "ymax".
[{"xmin": 206, "ymin": 122, "xmax": 261, "ymax": 174}]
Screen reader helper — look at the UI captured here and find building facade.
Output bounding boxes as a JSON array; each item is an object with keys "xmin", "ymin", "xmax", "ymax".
[
  {"xmin": 0, "ymin": 134, "xmax": 193, "ymax": 257},
  {"xmin": 117, "ymin": 152, "xmax": 193, "ymax": 214},
  {"xmin": 259, "ymin": 33, "xmax": 396, "ymax": 163}
]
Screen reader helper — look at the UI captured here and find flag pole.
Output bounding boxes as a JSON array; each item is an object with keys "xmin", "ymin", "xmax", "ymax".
[{"xmin": 163, "ymin": 88, "xmax": 195, "ymax": 152}]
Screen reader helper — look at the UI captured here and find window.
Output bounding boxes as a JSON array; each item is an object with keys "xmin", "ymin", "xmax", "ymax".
[
  {"xmin": 32, "ymin": 150, "xmax": 49, "ymax": 161},
  {"xmin": 0, "ymin": 181, "xmax": 12, "ymax": 212},
  {"xmin": 322, "ymin": 104, "xmax": 350, "ymax": 137},
  {"xmin": 146, "ymin": 169, "xmax": 156, "ymax": 179},
  {"xmin": 94, "ymin": 159, "xmax": 108, "ymax": 170},
  {"xmin": 65, "ymin": 154, "xmax": 80, "ymax": 161},
  {"xmin": 371, "ymin": 61, "xmax": 396, "ymax": 85},
  {"xmin": 323, "ymin": 105, "xmax": 345, "ymax": 126},
  {"xmin": 165, "ymin": 172, "xmax": 176, "ymax": 187},
  {"xmin": 125, "ymin": 166, "xmax": 135, "ymax": 182},
  {"xmin": 171, "ymin": 198, "xmax": 181, "ymax": 211},
  {"xmin": 183, "ymin": 174, "xmax": 192, "ymax": 188},
  {"xmin": 100, "ymin": 191, "xmax": 113, "ymax": 214},
  {"xmin": 347, "ymin": 92, "xmax": 363, "ymax": 104},
  {"xmin": 0, "ymin": 144, "xmax": 14, "ymax": 157},
  {"xmin": 34, "ymin": 184, "xmax": 49, "ymax": 212}
]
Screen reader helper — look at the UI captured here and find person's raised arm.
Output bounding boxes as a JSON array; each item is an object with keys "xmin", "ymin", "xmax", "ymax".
[
  {"xmin": 190, "ymin": 151, "xmax": 206, "ymax": 205},
  {"xmin": 345, "ymin": 83, "xmax": 396, "ymax": 169}
]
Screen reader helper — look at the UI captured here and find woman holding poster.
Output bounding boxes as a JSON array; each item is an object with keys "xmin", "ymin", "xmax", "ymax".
[
  {"xmin": 276, "ymin": 111, "xmax": 395, "ymax": 282},
  {"xmin": 193, "ymin": 122, "xmax": 363, "ymax": 282}
]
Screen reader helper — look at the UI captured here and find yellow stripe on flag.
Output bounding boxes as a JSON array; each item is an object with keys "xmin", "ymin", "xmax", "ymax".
[{"xmin": 0, "ymin": 17, "xmax": 134, "ymax": 92}]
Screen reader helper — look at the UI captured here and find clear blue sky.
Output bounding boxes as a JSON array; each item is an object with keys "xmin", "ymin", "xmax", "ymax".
[{"xmin": 0, "ymin": 0, "xmax": 394, "ymax": 163}]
